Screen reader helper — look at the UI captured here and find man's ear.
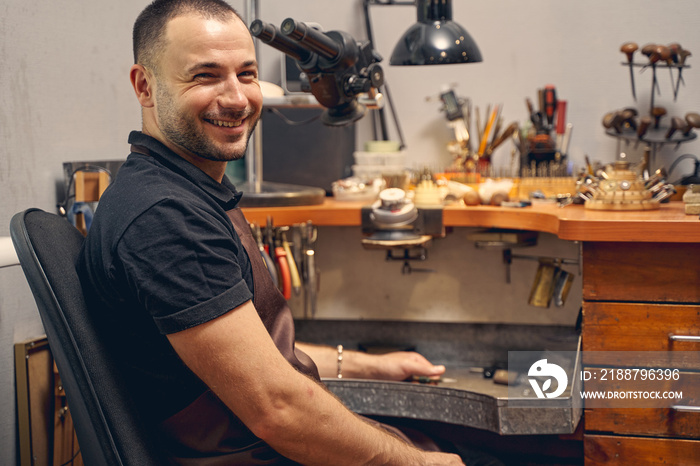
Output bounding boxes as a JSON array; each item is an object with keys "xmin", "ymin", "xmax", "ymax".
[{"xmin": 130, "ymin": 64, "xmax": 155, "ymax": 108}]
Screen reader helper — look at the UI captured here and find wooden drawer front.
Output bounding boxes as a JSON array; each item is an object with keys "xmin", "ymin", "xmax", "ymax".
[
  {"xmin": 583, "ymin": 370, "xmax": 700, "ymax": 438},
  {"xmin": 583, "ymin": 368, "xmax": 699, "ymax": 406},
  {"xmin": 583, "ymin": 302, "xmax": 700, "ymax": 365},
  {"xmin": 582, "ymin": 242, "xmax": 700, "ymax": 303},
  {"xmin": 584, "ymin": 434, "xmax": 700, "ymax": 465},
  {"xmin": 585, "ymin": 405, "xmax": 700, "ymax": 439}
]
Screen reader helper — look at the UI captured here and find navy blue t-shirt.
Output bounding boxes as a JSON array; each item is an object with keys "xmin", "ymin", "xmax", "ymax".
[{"xmin": 78, "ymin": 131, "xmax": 254, "ymax": 423}]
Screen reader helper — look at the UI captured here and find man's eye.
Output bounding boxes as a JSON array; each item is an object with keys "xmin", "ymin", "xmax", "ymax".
[{"xmin": 194, "ymin": 73, "xmax": 216, "ymax": 80}]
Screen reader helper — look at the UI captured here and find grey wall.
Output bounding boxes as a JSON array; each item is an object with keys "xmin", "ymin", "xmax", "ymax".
[{"xmin": 1, "ymin": 0, "xmax": 698, "ymax": 463}]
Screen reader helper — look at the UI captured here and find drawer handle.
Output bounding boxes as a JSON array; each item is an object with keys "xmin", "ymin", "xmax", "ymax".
[
  {"xmin": 671, "ymin": 405, "xmax": 700, "ymax": 413},
  {"xmin": 668, "ymin": 334, "xmax": 700, "ymax": 342}
]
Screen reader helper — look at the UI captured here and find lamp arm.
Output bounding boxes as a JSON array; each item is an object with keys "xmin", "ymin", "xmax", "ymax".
[{"xmin": 363, "ymin": 0, "xmax": 409, "ymax": 149}]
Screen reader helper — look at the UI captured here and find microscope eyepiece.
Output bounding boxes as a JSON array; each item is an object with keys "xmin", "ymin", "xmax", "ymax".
[
  {"xmin": 249, "ymin": 19, "xmax": 314, "ymax": 64},
  {"xmin": 280, "ymin": 18, "xmax": 342, "ymax": 62}
]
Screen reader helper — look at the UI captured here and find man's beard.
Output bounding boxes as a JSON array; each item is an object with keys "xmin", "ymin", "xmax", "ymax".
[{"xmin": 156, "ymin": 85, "xmax": 259, "ymax": 162}]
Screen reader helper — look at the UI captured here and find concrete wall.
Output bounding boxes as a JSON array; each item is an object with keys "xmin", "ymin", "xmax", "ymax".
[{"xmin": 1, "ymin": 0, "xmax": 698, "ymax": 463}]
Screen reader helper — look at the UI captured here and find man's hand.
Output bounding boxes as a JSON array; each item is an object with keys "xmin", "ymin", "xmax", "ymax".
[{"xmin": 366, "ymin": 351, "xmax": 446, "ymax": 381}]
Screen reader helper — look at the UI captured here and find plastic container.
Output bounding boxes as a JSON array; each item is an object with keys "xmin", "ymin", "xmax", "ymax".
[
  {"xmin": 364, "ymin": 140, "xmax": 401, "ymax": 152},
  {"xmin": 353, "ymin": 151, "xmax": 407, "ymax": 166},
  {"xmin": 352, "ymin": 164, "xmax": 406, "ymax": 180}
]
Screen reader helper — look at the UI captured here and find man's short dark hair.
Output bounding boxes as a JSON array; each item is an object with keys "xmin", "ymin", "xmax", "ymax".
[{"xmin": 133, "ymin": 0, "xmax": 243, "ymax": 72}]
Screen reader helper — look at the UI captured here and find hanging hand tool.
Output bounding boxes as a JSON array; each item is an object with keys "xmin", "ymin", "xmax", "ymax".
[
  {"xmin": 620, "ymin": 42, "xmax": 638, "ymax": 100},
  {"xmin": 252, "ymin": 223, "xmax": 278, "ymax": 285},
  {"xmin": 305, "ymin": 249, "xmax": 317, "ymax": 317},
  {"xmin": 281, "ymin": 231, "xmax": 302, "ymax": 296},
  {"xmin": 675, "ymin": 48, "xmax": 692, "ymax": 98},
  {"xmin": 274, "ymin": 231, "xmax": 292, "ymax": 300},
  {"xmin": 291, "ymin": 224, "xmax": 304, "ymax": 270},
  {"xmin": 641, "ymin": 43, "xmax": 661, "ymax": 97},
  {"xmin": 652, "ymin": 45, "xmax": 676, "ymax": 99},
  {"xmin": 302, "ymin": 221, "xmax": 318, "ymax": 318},
  {"xmin": 265, "ymin": 216, "xmax": 281, "ymax": 289},
  {"xmin": 668, "ymin": 43, "xmax": 682, "ymax": 100},
  {"xmin": 659, "ymin": 43, "xmax": 681, "ymax": 101}
]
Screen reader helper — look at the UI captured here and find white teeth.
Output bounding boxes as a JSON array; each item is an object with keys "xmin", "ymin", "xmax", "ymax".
[{"xmin": 211, "ymin": 119, "xmax": 243, "ymax": 127}]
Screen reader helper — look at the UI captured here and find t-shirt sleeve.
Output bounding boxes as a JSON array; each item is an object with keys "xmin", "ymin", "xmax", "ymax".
[{"xmin": 115, "ymin": 199, "xmax": 253, "ymax": 334}]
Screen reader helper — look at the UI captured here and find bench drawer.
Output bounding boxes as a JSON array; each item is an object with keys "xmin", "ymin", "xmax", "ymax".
[
  {"xmin": 582, "ymin": 242, "xmax": 700, "ymax": 303},
  {"xmin": 584, "ymin": 434, "xmax": 700, "ymax": 465},
  {"xmin": 582, "ymin": 302, "xmax": 700, "ymax": 368}
]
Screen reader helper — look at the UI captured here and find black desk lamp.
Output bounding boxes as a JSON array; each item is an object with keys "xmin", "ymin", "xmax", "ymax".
[
  {"xmin": 382, "ymin": 0, "xmax": 483, "ymax": 66},
  {"xmin": 363, "ymin": 0, "xmax": 483, "ymax": 144}
]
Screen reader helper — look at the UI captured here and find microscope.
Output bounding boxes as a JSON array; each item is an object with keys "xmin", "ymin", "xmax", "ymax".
[{"xmin": 250, "ymin": 18, "xmax": 384, "ymax": 126}]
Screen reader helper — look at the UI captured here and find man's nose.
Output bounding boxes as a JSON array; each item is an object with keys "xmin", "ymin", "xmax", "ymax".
[{"xmin": 218, "ymin": 77, "xmax": 248, "ymax": 109}]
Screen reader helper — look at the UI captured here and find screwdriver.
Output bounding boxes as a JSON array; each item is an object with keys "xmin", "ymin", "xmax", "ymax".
[
  {"xmin": 555, "ymin": 100, "xmax": 567, "ymax": 151},
  {"xmin": 543, "ymin": 85, "xmax": 557, "ymax": 128}
]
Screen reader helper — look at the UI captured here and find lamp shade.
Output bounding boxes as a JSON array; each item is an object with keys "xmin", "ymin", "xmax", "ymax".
[{"xmin": 389, "ymin": 0, "xmax": 482, "ymax": 66}]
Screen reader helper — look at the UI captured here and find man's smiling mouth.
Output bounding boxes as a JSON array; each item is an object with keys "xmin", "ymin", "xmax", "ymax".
[{"xmin": 208, "ymin": 118, "xmax": 243, "ymax": 128}]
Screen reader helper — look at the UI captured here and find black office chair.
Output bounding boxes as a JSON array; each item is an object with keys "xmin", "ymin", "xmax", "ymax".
[{"xmin": 10, "ymin": 208, "xmax": 163, "ymax": 466}]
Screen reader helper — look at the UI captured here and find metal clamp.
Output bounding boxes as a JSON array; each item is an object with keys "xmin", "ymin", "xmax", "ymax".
[{"xmin": 385, "ymin": 248, "xmax": 433, "ymax": 275}]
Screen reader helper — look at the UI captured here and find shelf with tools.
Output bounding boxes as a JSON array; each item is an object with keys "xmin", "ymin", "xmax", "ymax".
[
  {"xmin": 606, "ymin": 42, "xmax": 698, "ymax": 163},
  {"xmin": 604, "ymin": 126, "xmax": 697, "ymax": 146}
]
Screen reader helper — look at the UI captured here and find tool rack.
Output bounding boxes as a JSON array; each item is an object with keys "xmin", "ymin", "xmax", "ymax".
[{"xmin": 606, "ymin": 60, "xmax": 696, "ymax": 162}]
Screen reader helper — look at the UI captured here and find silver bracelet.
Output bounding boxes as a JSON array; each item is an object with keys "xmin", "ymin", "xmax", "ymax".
[{"xmin": 336, "ymin": 345, "xmax": 343, "ymax": 379}]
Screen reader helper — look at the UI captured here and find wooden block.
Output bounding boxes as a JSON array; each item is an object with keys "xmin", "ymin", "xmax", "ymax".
[{"xmin": 74, "ymin": 171, "xmax": 110, "ymax": 203}]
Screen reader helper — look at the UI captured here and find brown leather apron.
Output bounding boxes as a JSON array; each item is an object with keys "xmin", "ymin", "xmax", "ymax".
[
  {"xmin": 159, "ymin": 208, "xmax": 319, "ymax": 465},
  {"xmin": 158, "ymin": 208, "xmax": 439, "ymax": 465}
]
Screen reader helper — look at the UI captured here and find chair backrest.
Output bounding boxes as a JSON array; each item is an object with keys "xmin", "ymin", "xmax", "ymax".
[{"xmin": 10, "ymin": 209, "xmax": 163, "ymax": 466}]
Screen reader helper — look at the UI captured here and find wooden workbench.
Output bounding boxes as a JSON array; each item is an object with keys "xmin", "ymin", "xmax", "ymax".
[
  {"xmin": 242, "ymin": 200, "xmax": 700, "ymax": 243},
  {"xmin": 243, "ymin": 201, "xmax": 700, "ymax": 464}
]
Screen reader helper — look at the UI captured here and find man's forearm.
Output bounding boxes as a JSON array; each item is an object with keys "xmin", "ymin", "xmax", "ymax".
[
  {"xmin": 168, "ymin": 305, "xmax": 441, "ymax": 465},
  {"xmin": 258, "ymin": 370, "xmax": 428, "ymax": 465}
]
